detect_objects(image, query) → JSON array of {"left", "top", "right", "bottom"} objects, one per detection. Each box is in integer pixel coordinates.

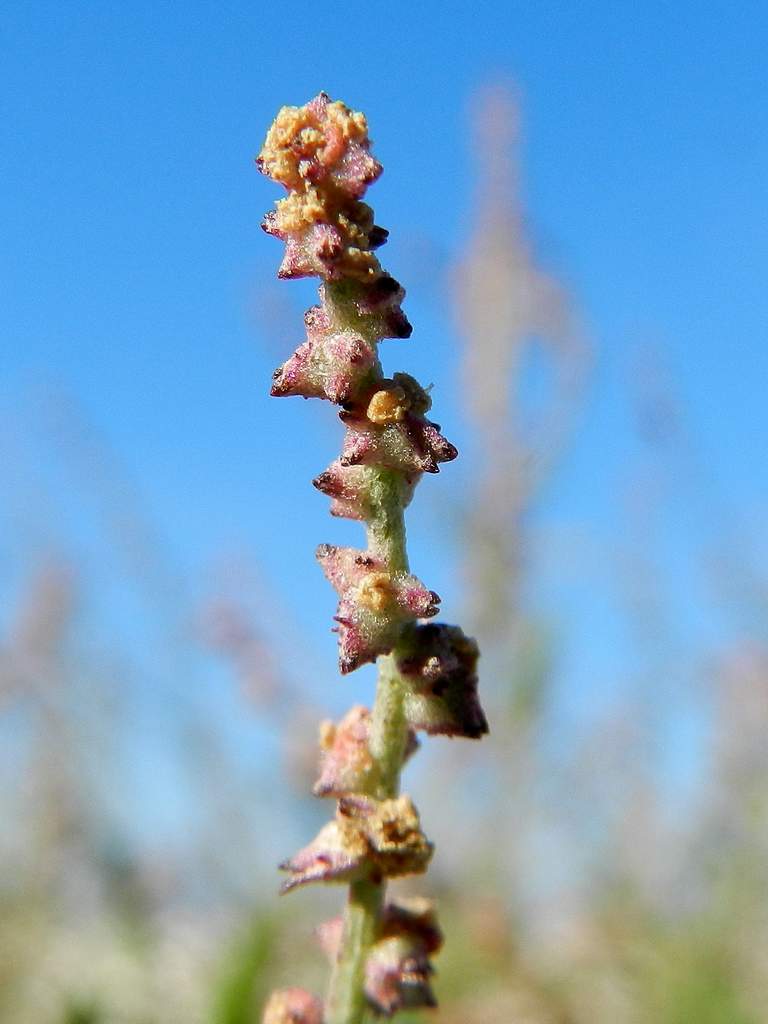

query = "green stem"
[
  {"left": 365, "top": 468, "right": 409, "bottom": 571},
  {"left": 325, "top": 479, "right": 410, "bottom": 1024},
  {"left": 368, "top": 651, "right": 408, "bottom": 800},
  {"left": 324, "top": 879, "right": 384, "bottom": 1024}
]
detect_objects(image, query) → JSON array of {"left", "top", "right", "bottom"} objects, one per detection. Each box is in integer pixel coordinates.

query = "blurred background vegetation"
[{"left": 2, "top": 84, "right": 767, "bottom": 1024}]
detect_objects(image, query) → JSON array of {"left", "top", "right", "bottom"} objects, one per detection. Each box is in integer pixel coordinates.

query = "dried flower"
[
  {"left": 397, "top": 624, "right": 488, "bottom": 738},
  {"left": 317, "top": 899, "right": 442, "bottom": 1016},
  {"left": 280, "top": 794, "right": 433, "bottom": 892}
]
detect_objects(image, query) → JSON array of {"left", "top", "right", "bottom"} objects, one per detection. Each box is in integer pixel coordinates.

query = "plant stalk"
[{"left": 325, "top": 486, "right": 410, "bottom": 1024}]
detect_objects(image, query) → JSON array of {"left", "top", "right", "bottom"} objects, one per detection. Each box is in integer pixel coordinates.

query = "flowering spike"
[
  {"left": 258, "top": 94, "right": 390, "bottom": 284},
  {"left": 258, "top": 95, "right": 485, "bottom": 1020}
]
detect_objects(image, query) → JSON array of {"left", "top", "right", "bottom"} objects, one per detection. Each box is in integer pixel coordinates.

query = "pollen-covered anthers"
[
  {"left": 279, "top": 795, "right": 433, "bottom": 892},
  {"left": 316, "top": 544, "right": 440, "bottom": 673},
  {"left": 257, "top": 93, "right": 381, "bottom": 200},
  {"left": 262, "top": 988, "right": 324, "bottom": 1024},
  {"left": 366, "top": 372, "right": 432, "bottom": 423},
  {"left": 317, "top": 899, "right": 443, "bottom": 1017},
  {"left": 270, "top": 304, "right": 377, "bottom": 403},
  {"left": 396, "top": 624, "right": 488, "bottom": 739},
  {"left": 339, "top": 373, "right": 458, "bottom": 475},
  {"left": 262, "top": 200, "right": 385, "bottom": 282},
  {"left": 314, "top": 705, "right": 418, "bottom": 798},
  {"left": 257, "top": 94, "right": 388, "bottom": 282},
  {"left": 313, "top": 461, "right": 418, "bottom": 522}
]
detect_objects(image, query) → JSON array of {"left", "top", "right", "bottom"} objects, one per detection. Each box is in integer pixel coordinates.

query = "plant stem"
[
  {"left": 365, "top": 468, "right": 409, "bottom": 572},
  {"left": 324, "top": 879, "right": 384, "bottom": 1024},
  {"left": 325, "top": 484, "right": 411, "bottom": 1024}
]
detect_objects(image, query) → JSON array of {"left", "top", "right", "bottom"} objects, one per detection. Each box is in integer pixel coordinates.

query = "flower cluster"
[
  {"left": 317, "top": 899, "right": 443, "bottom": 1016},
  {"left": 280, "top": 794, "right": 433, "bottom": 893},
  {"left": 258, "top": 93, "right": 487, "bottom": 1023}
]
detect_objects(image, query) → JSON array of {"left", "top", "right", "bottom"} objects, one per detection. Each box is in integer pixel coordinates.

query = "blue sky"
[{"left": 2, "top": 2, "right": 768, "bottom": 843}]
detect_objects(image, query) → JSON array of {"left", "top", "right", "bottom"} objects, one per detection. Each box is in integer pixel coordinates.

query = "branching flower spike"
[{"left": 257, "top": 93, "right": 487, "bottom": 1024}]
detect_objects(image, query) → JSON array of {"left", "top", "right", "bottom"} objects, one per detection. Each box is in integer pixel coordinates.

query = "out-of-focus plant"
[
  {"left": 454, "top": 85, "right": 587, "bottom": 716},
  {"left": 256, "top": 93, "right": 487, "bottom": 1024}
]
